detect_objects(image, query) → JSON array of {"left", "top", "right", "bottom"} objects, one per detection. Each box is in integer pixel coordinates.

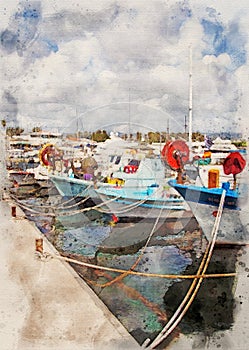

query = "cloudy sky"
[{"left": 1, "top": 0, "right": 249, "bottom": 136}]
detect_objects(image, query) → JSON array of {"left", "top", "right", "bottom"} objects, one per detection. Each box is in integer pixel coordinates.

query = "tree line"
[
  {"left": 0, "top": 119, "right": 211, "bottom": 143},
  {"left": 71, "top": 130, "right": 205, "bottom": 143}
]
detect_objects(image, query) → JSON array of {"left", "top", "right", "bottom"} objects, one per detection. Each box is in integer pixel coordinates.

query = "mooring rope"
[
  {"left": 147, "top": 189, "right": 226, "bottom": 349},
  {"left": 11, "top": 183, "right": 93, "bottom": 211},
  {"left": 93, "top": 184, "right": 182, "bottom": 215},
  {"left": 52, "top": 183, "right": 93, "bottom": 209},
  {"left": 12, "top": 193, "right": 92, "bottom": 213},
  {"left": 36, "top": 252, "right": 236, "bottom": 280},
  {"left": 94, "top": 197, "right": 148, "bottom": 214},
  {"left": 11, "top": 177, "right": 182, "bottom": 219},
  {"left": 10, "top": 192, "right": 123, "bottom": 218},
  {"left": 9, "top": 197, "right": 56, "bottom": 217},
  {"left": 54, "top": 196, "right": 91, "bottom": 211},
  {"left": 54, "top": 194, "right": 123, "bottom": 217}
]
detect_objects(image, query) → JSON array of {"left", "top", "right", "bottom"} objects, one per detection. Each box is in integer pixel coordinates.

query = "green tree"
[
  {"left": 32, "top": 126, "right": 42, "bottom": 132},
  {"left": 192, "top": 132, "right": 204, "bottom": 142},
  {"left": 1, "top": 119, "right": 6, "bottom": 128},
  {"left": 6, "top": 127, "right": 24, "bottom": 137},
  {"left": 147, "top": 132, "right": 161, "bottom": 143},
  {"left": 92, "top": 129, "right": 109, "bottom": 142},
  {"left": 232, "top": 140, "right": 247, "bottom": 148}
]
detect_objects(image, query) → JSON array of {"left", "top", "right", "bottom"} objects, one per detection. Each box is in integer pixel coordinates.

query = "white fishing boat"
[
  {"left": 93, "top": 156, "right": 187, "bottom": 219},
  {"left": 50, "top": 153, "right": 188, "bottom": 220}
]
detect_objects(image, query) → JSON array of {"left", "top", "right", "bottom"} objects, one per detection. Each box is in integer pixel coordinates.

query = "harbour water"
[{"left": 19, "top": 191, "right": 243, "bottom": 348}]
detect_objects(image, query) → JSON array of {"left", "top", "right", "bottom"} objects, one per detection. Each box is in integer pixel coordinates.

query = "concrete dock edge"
[{"left": 0, "top": 197, "right": 140, "bottom": 350}]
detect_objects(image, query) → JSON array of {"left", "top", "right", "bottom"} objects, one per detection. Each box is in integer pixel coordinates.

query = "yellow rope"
[{"left": 39, "top": 252, "right": 236, "bottom": 280}]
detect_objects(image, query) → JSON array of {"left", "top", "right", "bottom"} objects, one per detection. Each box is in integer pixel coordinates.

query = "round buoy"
[
  {"left": 223, "top": 152, "right": 246, "bottom": 190},
  {"left": 39, "top": 143, "right": 60, "bottom": 167},
  {"left": 223, "top": 152, "right": 246, "bottom": 175}
]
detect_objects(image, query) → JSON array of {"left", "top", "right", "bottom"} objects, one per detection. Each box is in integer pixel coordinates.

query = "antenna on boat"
[
  {"left": 128, "top": 88, "right": 131, "bottom": 139},
  {"left": 188, "top": 45, "right": 193, "bottom": 150},
  {"left": 0, "top": 122, "right": 9, "bottom": 197},
  {"left": 167, "top": 118, "right": 170, "bottom": 136},
  {"left": 184, "top": 115, "right": 187, "bottom": 136},
  {"left": 76, "top": 106, "right": 79, "bottom": 140}
]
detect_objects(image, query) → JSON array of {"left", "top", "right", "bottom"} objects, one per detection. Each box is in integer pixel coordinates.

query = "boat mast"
[
  {"left": 0, "top": 122, "right": 9, "bottom": 198},
  {"left": 167, "top": 118, "right": 170, "bottom": 137},
  {"left": 188, "top": 45, "right": 193, "bottom": 148},
  {"left": 128, "top": 88, "right": 131, "bottom": 139},
  {"left": 76, "top": 106, "right": 80, "bottom": 141},
  {"left": 184, "top": 115, "right": 187, "bottom": 136}
]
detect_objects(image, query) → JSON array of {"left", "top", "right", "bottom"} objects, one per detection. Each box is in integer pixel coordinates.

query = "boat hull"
[
  {"left": 50, "top": 175, "right": 190, "bottom": 223},
  {"left": 95, "top": 185, "right": 188, "bottom": 220},
  {"left": 50, "top": 175, "right": 100, "bottom": 198},
  {"left": 169, "top": 179, "right": 249, "bottom": 244},
  {"left": 186, "top": 201, "right": 249, "bottom": 244}
]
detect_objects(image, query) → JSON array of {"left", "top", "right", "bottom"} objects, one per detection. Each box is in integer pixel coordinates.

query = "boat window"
[
  {"left": 128, "top": 159, "right": 140, "bottom": 166},
  {"left": 110, "top": 155, "right": 115, "bottom": 163},
  {"left": 115, "top": 156, "right": 121, "bottom": 164}
]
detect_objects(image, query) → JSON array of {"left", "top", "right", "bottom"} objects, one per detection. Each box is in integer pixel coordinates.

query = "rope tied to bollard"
[{"left": 34, "top": 238, "right": 236, "bottom": 280}]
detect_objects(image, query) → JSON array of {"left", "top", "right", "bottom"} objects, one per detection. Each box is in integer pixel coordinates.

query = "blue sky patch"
[{"left": 201, "top": 18, "right": 246, "bottom": 69}]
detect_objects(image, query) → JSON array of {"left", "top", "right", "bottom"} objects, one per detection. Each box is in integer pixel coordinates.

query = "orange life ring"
[{"left": 39, "top": 143, "right": 60, "bottom": 167}]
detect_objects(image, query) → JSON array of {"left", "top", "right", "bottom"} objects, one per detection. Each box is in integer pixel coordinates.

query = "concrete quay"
[{"left": 0, "top": 197, "right": 140, "bottom": 350}]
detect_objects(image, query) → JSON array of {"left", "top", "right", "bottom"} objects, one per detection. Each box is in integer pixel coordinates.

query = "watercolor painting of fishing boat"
[
  {"left": 1, "top": 1, "right": 249, "bottom": 350},
  {"left": 167, "top": 143, "right": 249, "bottom": 245}
]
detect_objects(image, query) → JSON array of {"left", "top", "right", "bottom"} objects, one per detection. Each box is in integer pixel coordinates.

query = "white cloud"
[
  {"left": 1, "top": 0, "right": 248, "bottom": 135},
  {"left": 203, "top": 53, "right": 232, "bottom": 67}
]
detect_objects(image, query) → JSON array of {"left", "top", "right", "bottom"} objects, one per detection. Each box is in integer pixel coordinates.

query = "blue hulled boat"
[{"left": 166, "top": 145, "right": 249, "bottom": 245}]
